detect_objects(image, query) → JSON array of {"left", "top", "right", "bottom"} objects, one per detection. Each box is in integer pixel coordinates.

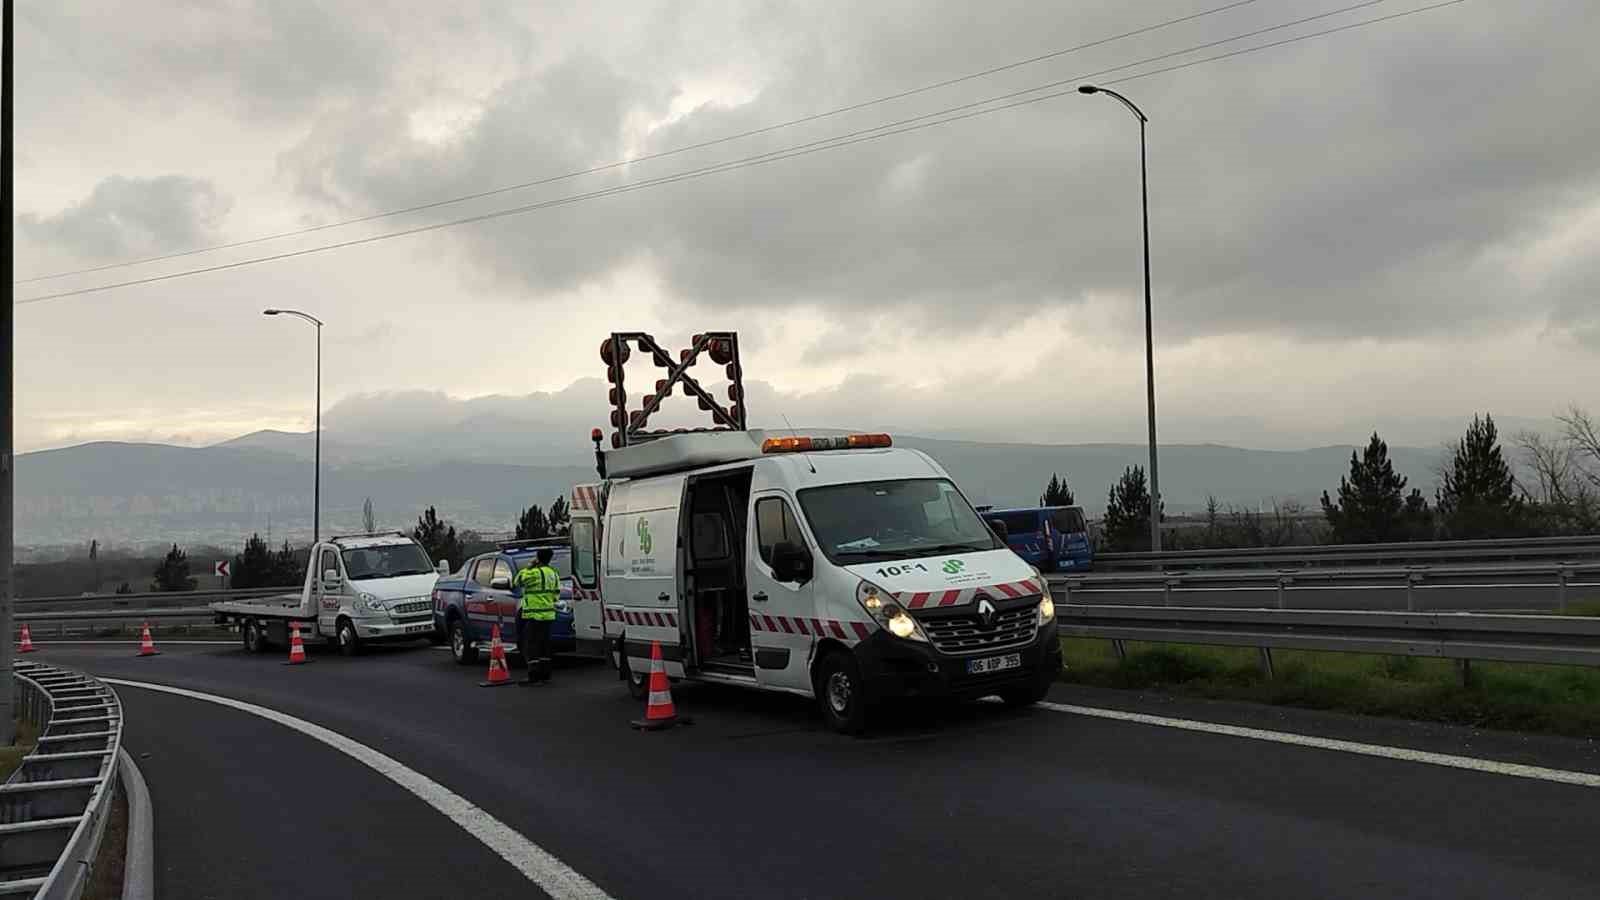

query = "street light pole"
[
  {"left": 264, "top": 309, "right": 323, "bottom": 543},
  {"left": 1079, "top": 85, "right": 1161, "bottom": 553}
]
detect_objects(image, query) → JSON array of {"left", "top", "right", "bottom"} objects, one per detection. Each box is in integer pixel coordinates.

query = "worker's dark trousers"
[{"left": 518, "top": 617, "right": 552, "bottom": 683}]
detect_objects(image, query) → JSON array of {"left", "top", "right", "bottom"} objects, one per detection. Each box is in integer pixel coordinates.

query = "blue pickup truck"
[
  {"left": 431, "top": 539, "right": 575, "bottom": 665},
  {"left": 980, "top": 505, "right": 1094, "bottom": 572}
]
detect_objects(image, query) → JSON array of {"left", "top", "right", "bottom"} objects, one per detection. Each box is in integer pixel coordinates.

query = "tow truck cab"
[{"left": 570, "top": 431, "right": 1061, "bottom": 733}]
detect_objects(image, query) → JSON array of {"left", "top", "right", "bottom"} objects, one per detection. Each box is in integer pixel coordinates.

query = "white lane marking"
[
  {"left": 103, "top": 678, "right": 614, "bottom": 900},
  {"left": 1040, "top": 702, "right": 1600, "bottom": 789}
]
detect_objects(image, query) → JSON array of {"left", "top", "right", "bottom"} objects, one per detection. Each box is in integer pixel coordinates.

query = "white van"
[{"left": 568, "top": 431, "right": 1060, "bottom": 732}]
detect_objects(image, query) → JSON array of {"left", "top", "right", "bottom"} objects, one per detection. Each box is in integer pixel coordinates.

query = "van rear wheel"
[
  {"left": 816, "top": 649, "right": 868, "bottom": 735},
  {"left": 621, "top": 648, "right": 649, "bottom": 701},
  {"left": 242, "top": 618, "right": 267, "bottom": 653}
]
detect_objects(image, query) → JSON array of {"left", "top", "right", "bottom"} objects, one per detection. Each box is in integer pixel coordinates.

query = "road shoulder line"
[
  {"left": 1041, "top": 701, "right": 1600, "bottom": 788},
  {"left": 102, "top": 677, "right": 614, "bottom": 900}
]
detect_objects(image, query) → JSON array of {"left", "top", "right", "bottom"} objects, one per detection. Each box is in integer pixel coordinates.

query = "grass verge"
[
  {"left": 1, "top": 718, "right": 41, "bottom": 781},
  {"left": 1059, "top": 638, "right": 1600, "bottom": 739}
]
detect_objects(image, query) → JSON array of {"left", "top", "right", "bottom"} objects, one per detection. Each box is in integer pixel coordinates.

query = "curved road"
[{"left": 28, "top": 640, "right": 1600, "bottom": 899}]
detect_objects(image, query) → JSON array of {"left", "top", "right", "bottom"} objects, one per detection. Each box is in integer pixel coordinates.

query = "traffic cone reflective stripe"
[
  {"left": 284, "top": 622, "right": 310, "bottom": 665},
  {"left": 137, "top": 623, "right": 161, "bottom": 657},
  {"left": 18, "top": 624, "right": 36, "bottom": 653},
  {"left": 480, "top": 623, "right": 512, "bottom": 687},
  {"left": 631, "top": 640, "right": 690, "bottom": 730}
]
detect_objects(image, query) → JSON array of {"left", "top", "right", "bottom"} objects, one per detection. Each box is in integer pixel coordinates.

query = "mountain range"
[{"left": 15, "top": 421, "right": 1444, "bottom": 550}]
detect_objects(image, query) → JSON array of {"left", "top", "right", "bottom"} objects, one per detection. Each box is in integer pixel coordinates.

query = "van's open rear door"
[{"left": 570, "top": 483, "right": 607, "bottom": 655}]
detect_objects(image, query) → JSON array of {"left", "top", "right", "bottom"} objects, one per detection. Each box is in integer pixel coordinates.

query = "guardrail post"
[
  {"left": 1404, "top": 566, "right": 1427, "bottom": 612},
  {"left": 1558, "top": 564, "right": 1573, "bottom": 614},
  {"left": 1111, "top": 640, "right": 1127, "bottom": 662},
  {"left": 1258, "top": 647, "right": 1275, "bottom": 679},
  {"left": 1275, "top": 571, "right": 1295, "bottom": 610},
  {"left": 1457, "top": 658, "right": 1473, "bottom": 688},
  {"left": 1162, "top": 573, "right": 1178, "bottom": 607}
]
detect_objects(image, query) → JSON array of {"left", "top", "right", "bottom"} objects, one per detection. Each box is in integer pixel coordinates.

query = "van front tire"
[
  {"left": 816, "top": 649, "right": 868, "bottom": 735},
  {"left": 337, "top": 618, "right": 361, "bottom": 657}
]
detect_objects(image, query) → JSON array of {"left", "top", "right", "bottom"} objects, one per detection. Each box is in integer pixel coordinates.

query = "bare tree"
[
  {"left": 1515, "top": 430, "right": 1578, "bottom": 506},
  {"left": 1558, "top": 406, "right": 1600, "bottom": 492}
]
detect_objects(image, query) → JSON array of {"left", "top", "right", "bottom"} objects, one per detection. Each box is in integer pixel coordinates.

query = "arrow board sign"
[{"left": 214, "top": 560, "right": 231, "bottom": 578}]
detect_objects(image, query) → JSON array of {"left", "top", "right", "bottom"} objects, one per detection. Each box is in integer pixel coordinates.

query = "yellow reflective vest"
[{"left": 514, "top": 564, "right": 560, "bottom": 621}]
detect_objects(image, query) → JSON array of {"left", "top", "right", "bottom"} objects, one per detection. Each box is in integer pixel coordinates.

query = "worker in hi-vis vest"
[{"left": 513, "top": 547, "right": 561, "bottom": 685}]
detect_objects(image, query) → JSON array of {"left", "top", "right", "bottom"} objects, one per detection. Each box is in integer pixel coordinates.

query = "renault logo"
[{"left": 976, "top": 596, "right": 997, "bottom": 628}]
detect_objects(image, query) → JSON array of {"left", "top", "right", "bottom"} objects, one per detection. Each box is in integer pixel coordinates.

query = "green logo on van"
[
  {"left": 942, "top": 559, "right": 966, "bottom": 575},
  {"left": 637, "top": 518, "right": 653, "bottom": 555}
]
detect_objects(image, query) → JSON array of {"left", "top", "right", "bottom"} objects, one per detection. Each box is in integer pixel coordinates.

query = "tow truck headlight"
[
  {"left": 359, "top": 592, "right": 387, "bottom": 613},
  {"left": 856, "top": 581, "right": 928, "bottom": 643}
]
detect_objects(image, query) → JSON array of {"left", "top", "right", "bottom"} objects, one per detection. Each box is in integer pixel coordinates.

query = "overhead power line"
[
  {"left": 16, "top": 0, "right": 1466, "bottom": 308},
  {"left": 15, "top": 0, "right": 1269, "bottom": 285}
]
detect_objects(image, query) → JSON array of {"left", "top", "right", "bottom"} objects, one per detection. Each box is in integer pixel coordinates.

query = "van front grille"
[{"left": 918, "top": 599, "right": 1039, "bottom": 656}]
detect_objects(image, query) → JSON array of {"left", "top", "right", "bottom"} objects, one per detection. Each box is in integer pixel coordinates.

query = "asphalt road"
[{"left": 27, "top": 639, "right": 1600, "bottom": 900}]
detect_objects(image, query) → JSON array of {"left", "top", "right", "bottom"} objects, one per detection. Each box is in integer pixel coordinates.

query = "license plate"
[
  {"left": 405, "top": 624, "right": 432, "bottom": 634},
  {"left": 967, "top": 653, "right": 1021, "bottom": 674}
]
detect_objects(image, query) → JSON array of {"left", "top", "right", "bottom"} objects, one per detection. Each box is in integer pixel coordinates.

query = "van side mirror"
[
  {"left": 989, "top": 520, "right": 1009, "bottom": 539},
  {"left": 435, "top": 560, "right": 450, "bottom": 576},
  {"left": 490, "top": 576, "right": 511, "bottom": 591},
  {"left": 322, "top": 568, "right": 340, "bottom": 587},
  {"left": 771, "top": 542, "right": 813, "bottom": 584}
]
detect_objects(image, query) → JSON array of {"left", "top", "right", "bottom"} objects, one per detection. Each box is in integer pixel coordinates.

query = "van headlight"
[
  {"left": 1038, "top": 595, "right": 1055, "bottom": 624},
  {"left": 856, "top": 581, "right": 928, "bottom": 643},
  {"left": 359, "top": 592, "right": 387, "bottom": 613}
]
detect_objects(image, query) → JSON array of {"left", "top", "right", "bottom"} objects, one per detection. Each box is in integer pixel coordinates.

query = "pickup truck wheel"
[
  {"left": 815, "top": 649, "right": 869, "bottom": 735},
  {"left": 242, "top": 618, "right": 267, "bottom": 654},
  {"left": 450, "top": 619, "right": 477, "bottom": 666},
  {"left": 336, "top": 618, "right": 362, "bottom": 657}
]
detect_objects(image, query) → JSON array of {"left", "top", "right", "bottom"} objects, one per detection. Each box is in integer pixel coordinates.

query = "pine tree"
[
  {"left": 548, "top": 495, "right": 571, "bottom": 535},
  {"left": 232, "top": 533, "right": 300, "bottom": 588},
  {"left": 1039, "top": 474, "right": 1075, "bottom": 507},
  {"left": 1437, "top": 414, "right": 1522, "bottom": 539},
  {"left": 150, "top": 544, "right": 196, "bottom": 592},
  {"left": 1103, "top": 465, "right": 1152, "bottom": 552},
  {"left": 1320, "top": 433, "right": 1409, "bottom": 543},
  {"left": 271, "top": 540, "right": 302, "bottom": 586},
  {"left": 414, "top": 506, "right": 464, "bottom": 570},
  {"left": 363, "top": 497, "right": 377, "bottom": 533},
  {"left": 516, "top": 504, "right": 550, "bottom": 540}
]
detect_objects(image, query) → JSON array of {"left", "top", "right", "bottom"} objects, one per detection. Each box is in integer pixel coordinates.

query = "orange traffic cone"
[
  {"left": 479, "top": 624, "right": 512, "bottom": 687},
  {"left": 18, "top": 624, "right": 37, "bottom": 653},
  {"left": 631, "top": 640, "right": 690, "bottom": 730},
  {"left": 284, "top": 622, "right": 311, "bottom": 665},
  {"left": 137, "top": 622, "right": 161, "bottom": 657}
]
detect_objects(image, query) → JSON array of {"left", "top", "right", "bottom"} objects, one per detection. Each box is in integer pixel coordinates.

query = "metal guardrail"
[
  {"left": 1054, "top": 561, "right": 1600, "bottom": 613},
  {"left": 16, "top": 587, "right": 288, "bottom": 609},
  {"left": 1057, "top": 603, "right": 1600, "bottom": 680},
  {"left": 1, "top": 662, "right": 125, "bottom": 898},
  {"left": 1095, "top": 534, "right": 1600, "bottom": 572}
]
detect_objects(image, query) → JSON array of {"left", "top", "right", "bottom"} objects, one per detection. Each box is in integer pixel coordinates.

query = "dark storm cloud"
[
  {"left": 265, "top": 0, "right": 1599, "bottom": 346},
  {"left": 18, "top": 175, "right": 231, "bottom": 260}
]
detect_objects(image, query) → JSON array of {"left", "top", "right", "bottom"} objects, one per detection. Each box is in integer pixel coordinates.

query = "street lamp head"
[
  {"left": 262, "top": 309, "right": 281, "bottom": 316},
  {"left": 1077, "top": 85, "right": 1100, "bottom": 94}
]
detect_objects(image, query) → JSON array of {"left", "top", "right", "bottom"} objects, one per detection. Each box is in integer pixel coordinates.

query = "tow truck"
[{"left": 212, "top": 531, "right": 447, "bottom": 655}]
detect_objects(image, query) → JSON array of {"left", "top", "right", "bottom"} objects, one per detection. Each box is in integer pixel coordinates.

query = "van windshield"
[
  {"left": 341, "top": 543, "right": 436, "bottom": 580},
  {"left": 798, "top": 478, "right": 1000, "bottom": 564}
]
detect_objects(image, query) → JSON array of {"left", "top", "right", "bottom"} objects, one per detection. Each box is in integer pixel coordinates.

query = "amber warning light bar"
[{"left": 761, "top": 434, "right": 892, "bottom": 454}]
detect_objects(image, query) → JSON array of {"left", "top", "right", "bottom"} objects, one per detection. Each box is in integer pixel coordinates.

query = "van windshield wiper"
[{"left": 910, "top": 543, "right": 993, "bottom": 556}]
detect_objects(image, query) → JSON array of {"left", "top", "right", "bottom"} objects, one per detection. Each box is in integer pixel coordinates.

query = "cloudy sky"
[{"left": 12, "top": 0, "right": 1598, "bottom": 455}]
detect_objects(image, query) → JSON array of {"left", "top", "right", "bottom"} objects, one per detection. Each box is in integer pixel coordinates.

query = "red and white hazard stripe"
[
  {"left": 571, "top": 483, "right": 603, "bottom": 511},
  {"left": 896, "top": 577, "right": 1042, "bottom": 610},
  {"left": 606, "top": 607, "right": 679, "bottom": 629},
  {"left": 748, "top": 612, "right": 873, "bottom": 643}
]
